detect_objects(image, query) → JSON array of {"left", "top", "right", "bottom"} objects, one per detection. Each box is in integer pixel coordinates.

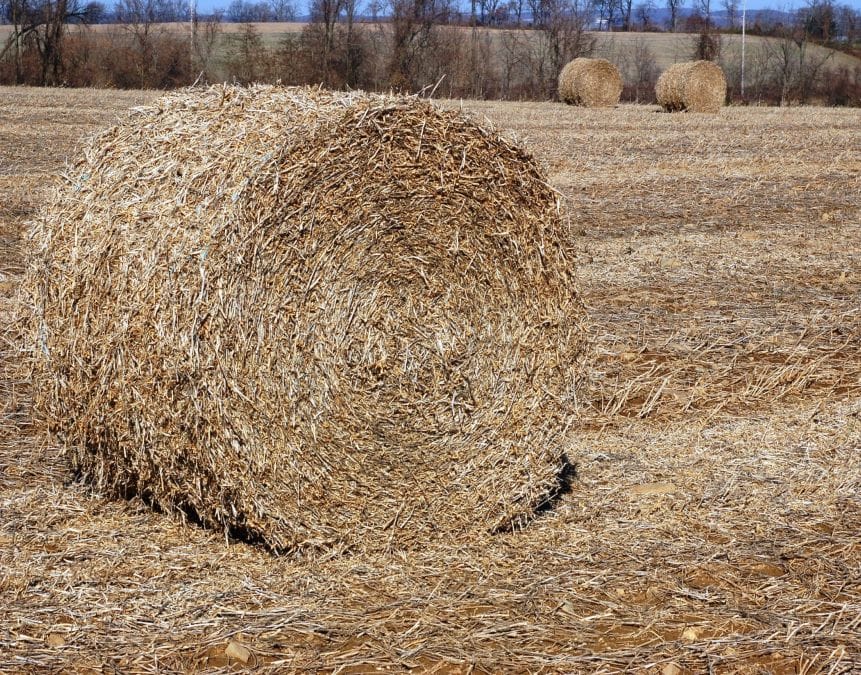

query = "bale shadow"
[{"left": 492, "top": 452, "right": 578, "bottom": 534}]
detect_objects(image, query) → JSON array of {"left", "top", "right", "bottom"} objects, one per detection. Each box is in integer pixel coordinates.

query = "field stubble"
[{"left": 1, "top": 88, "right": 859, "bottom": 672}]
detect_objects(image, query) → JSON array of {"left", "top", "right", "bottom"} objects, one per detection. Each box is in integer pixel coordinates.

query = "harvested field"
[{"left": 1, "top": 88, "right": 860, "bottom": 672}]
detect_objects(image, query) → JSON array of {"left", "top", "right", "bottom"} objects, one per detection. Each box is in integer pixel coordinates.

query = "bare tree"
[
  {"left": 530, "top": 0, "right": 594, "bottom": 97},
  {"left": 114, "top": 0, "right": 171, "bottom": 86},
  {"left": 0, "top": 0, "right": 102, "bottom": 84},
  {"left": 696, "top": 0, "right": 711, "bottom": 29},
  {"left": 227, "top": 0, "right": 273, "bottom": 22},
  {"left": 499, "top": 29, "right": 528, "bottom": 96},
  {"left": 620, "top": 35, "right": 658, "bottom": 100},
  {"left": 386, "top": 0, "right": 451, "bottom": 90},
  {"left": 693, "top": 29, "right": 720, "bottom": 60},
  {"left": 342, "top": 0, "right": 364, "bottom": 87},
  {"left": 268, "top": 0, "right": 295, "bottom": 20},
  {"left": 800, "top": 0, "right": 836, "bottom": 42},
  {"left": 665, "top": 0, "right": 683, "bottom": 31},
  {"left": 635, "top": 0, "right": 655, "bottom": 29},
  {"left": 479, "top": 0, "right": 503, "bottom": 23},
  {"left": 721, "top": 0, "right": 738, "bottom": 29},
  {"left": 835, "top": 3, "right": 860, "bottom": 43},
  {"left": 591, "top": 0, "right": 616, "bottom": 29},
  {"left": 226, "top": 21, "right": 271, "bottom": 82},
  {"left": 691, "top": 0, "right": 720, "bottom": 61},
  {"left": 306, "top": 0, "right": 344, "bottom": 86},
  {"left": 295, "top": 0, "right": 369, "bottom": 88},
  {"left": 192, "top": 8, "right": 223, "bottom": 80},
  {"left": 507, "top": 0, "right": 525, "bottom": 25},
  {"left": 761, "top": 9, "right": 835, "bottom": 104},
  {"left": 619, "top": 0, "right": 635, "bottom": 30},
  {"left": 92, "top": 0, "right": 193, "bottom": 87}
]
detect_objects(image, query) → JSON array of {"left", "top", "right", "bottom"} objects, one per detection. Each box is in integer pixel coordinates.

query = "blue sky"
[{"left": 195, "top": 0, "right": 861, "bottom": 16}]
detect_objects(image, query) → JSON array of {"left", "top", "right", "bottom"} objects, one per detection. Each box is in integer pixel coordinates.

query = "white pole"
[
  {"left": 190, "top": 0, "right": 196, "bottom": 78},
  {"left": 741, "top": 0, "right": 746, "bottom": 98}
]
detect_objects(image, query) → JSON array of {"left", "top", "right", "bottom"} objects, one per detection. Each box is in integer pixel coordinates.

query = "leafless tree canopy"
[
  {"left": 0, "top": 0, "right": 859, "bottom": 104},
  {"left": 0, "top": 0, "right": 102, "bottom": 83}
]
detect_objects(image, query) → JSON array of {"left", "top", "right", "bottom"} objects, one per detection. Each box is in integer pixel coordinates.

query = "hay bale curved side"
[
  {"left": 23, "top": 85, "right": 588, "bottom": 554},
  {"left": 656, "top": 60, "right": 727, "bottom": 113},
  {"left": 558, "top": 58, "right": 623, "bottom": 107}
]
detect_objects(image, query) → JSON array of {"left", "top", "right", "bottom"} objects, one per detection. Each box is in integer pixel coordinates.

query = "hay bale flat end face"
[
  {"left": 558, "top": 58, "right": 623, "bottom": 108},
  {"left": 24, "top": 85, "right": 587, "bottom": 555},
  {"left": 656, "top": 60, "right": 727, "bottom": 114}
]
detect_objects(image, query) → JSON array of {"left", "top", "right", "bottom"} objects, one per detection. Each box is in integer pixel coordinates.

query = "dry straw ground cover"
[{"left": 2, "top": 88, "right": 860, "bottom": 672}]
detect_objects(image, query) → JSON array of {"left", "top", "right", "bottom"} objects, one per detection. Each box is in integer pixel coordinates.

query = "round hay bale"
[
  {"left": 558, "top": 58, "right": 623, "bottom": 107},
  {"left": 655, "top": 60, "right": 727, "bottom": 113},
  {"left": 23, "top": 85, "right": 587, "bottom": 554}
]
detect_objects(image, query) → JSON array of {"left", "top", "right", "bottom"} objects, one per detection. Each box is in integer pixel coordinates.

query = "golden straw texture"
[
  {"left": 558, "top": 58, "right": 623, "bottom": 107},
  {"left": 21, "top": 85, "right": 587, "bottom": 555},
  {"left": 656, "top": 60, "right": 727, "bottom": 113}
]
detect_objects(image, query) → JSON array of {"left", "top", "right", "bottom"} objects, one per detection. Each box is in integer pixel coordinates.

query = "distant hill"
[
  {"left": 589, "top": 30, "right": 859, "bottom": 68},
  {"left": 2, "top": 21, "right": 858, "bottom": 99},
  {"left": 196, "top": 22, "right": 861, "bottom": 67},
  {"left": 633, "top": 7, "right": 796, "bottom": 29}
]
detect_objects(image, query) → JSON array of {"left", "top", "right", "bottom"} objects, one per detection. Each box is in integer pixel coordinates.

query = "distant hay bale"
[
  {"left": 656, "top": 60, "right": 727, "bottom": 113},
  {"left": 558, "top": 58, "right": 623, "bottom": 107},
  {"left": 23, "top": 85, "right": 587, "bottom": 555}
]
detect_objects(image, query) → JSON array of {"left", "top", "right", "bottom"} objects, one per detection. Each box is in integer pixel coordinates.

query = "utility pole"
[
  {"left": 740, "top": 0, "right": 746, "bottom": 97},
  {"left": 190, "top": 0, "right": 196, "bottom": 80}
]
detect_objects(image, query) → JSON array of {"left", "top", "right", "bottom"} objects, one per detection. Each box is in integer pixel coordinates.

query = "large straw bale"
[
  {"left": 558, "top": 58, "right": 623, "bottom": 107},
  {"left": 655, "top": 60, "right": 727, "bottom": 113},
  {"left": 23, "top": 85, "right": 587, "bottom": 554}
]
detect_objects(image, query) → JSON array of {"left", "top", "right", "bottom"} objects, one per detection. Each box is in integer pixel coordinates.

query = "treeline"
[{"left": 1, "top": 0, "right": 860, "bottom": 105}]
